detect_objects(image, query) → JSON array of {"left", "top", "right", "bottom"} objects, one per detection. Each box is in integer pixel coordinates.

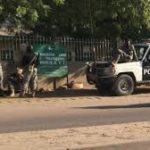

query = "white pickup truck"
[{"left": 86, "top": 43, "right": 150, "bottom": 96}]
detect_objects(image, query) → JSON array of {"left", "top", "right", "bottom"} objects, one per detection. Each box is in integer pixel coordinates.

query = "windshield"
[{"left": 134, "top": 45, "right": 149, "bottom": 61}]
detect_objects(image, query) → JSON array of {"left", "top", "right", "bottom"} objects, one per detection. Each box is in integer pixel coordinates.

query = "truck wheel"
[{"left": 114, "top": 75, "right": 134, "bottom": 96}]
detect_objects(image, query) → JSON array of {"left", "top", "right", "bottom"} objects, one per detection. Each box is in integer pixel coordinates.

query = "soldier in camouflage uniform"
[
  {"left": 8, "top": 67, "right": 24, "bottom": 97},
  {"left": 0, "top": 63, "right": 4, "bottom": 91},
  {"left": 116, "top": 39, "right": 134, "bottom": 63},
  {"left": 0, "top": 63, "right": 6, "bottom": 96},
  {"left": 20, "top": 45, "right": 39, "bottom": 97}
]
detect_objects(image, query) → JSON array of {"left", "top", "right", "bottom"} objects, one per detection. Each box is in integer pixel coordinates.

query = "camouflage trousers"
[
  {"left": 8, "top": 76, "right": 23, "bottom": 96},
  {"left": 22, "top": 66, "right": 38, "bottom": 95},
  {"left": 0, "top": 64, "right": 4, "bottom": 90}
]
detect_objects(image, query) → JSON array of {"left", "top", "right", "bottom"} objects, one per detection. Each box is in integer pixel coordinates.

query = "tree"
[
  {"left": 1, "top": 0, "right": 150, "bottom": 40},
  {"left": 0, "top": 0, "right": 65, "bottom": 31},
  {"left": 59, "top": 0, "right": 150, "bottom": 39}
]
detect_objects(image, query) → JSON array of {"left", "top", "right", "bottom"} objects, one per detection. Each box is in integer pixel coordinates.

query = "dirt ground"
[{"left": 0, "top": 122, "right": 150, "bottom": 150}]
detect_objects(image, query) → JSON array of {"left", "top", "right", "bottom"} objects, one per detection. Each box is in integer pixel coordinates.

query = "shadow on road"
[
  {"left": 75, "top": 103, "right": 150, "bottom": 110},
  {"left": 36, "top": 89, "right": 99, "bottom": 98},
  {"left": 134, "top": 87, "right": 150, "bottom": 94},
  {"left": 75, "top": 140, "right": 150, "bottom": 150},
  {"left": 36, "top": 87, "right": 150, "bottom": 98},
  {"left": 0, "top": 87, "right": 150, "bottom": 98}
]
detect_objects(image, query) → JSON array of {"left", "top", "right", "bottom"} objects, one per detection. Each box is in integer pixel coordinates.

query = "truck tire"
[{"left": 113, "top": 74, "right": 134, "bottom": 96}]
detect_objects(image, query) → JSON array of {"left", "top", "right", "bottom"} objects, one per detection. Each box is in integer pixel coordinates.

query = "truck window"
[
  {"left": 144, "top": 50, "right": 150, "bottom": 65},
  {"left": 134, "top": 45, "right": 148, "bottom": 61}
]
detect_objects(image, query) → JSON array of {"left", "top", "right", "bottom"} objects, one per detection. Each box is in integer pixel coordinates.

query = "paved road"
[{"left": 0, "top": 91, "right": 150, "bottom": 133}]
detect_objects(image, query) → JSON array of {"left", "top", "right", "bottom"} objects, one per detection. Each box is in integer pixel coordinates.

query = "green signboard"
[{"left": 33, "top": 43, "right": 68, "bottom": 78}]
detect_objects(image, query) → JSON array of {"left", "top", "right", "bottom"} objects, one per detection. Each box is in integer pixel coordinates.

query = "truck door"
[{"left": 143, "top": 50, "right": 150, "bottom": 81}]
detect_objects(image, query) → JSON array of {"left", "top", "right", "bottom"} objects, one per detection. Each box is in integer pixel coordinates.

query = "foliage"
[
  {"left": 0, "top": 0, "right": 64, "bottom": 30},
  {"left": 33, "top": 0, "right": 150, "bottom": 39},
  {"left": 1, "top": 0, "right": 150, "bottom": 39}
]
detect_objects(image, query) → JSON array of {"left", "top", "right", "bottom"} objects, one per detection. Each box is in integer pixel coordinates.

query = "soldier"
[
  {"left": 116, "top": 39, "right": 134, "bottom": 63},
  {"left": 20, "top": 44, "right": 39, "bottom": 97},
  {"left": 8, "top": 67, "right": 24, "bottom": 97},
  {"left": 0, "top": 63, "right": 4, "bottom": 96}
]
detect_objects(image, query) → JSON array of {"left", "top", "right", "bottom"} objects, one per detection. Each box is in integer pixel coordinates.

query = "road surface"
[{"left": 0, "top": 88, "right": 150, "bottom": 133}]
